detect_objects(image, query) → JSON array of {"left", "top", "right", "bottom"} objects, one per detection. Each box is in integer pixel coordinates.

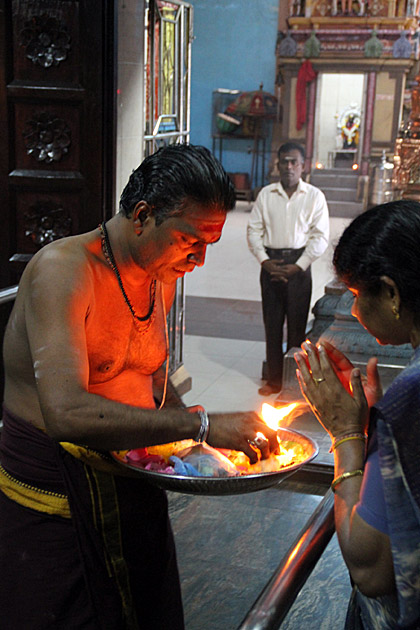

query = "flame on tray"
[
  {"left": 121, "top": 402, "right": 310, "bottom": 476},
  {"left": 260, "top": 402, "right": 299, "bottom": 430},
  {"left": 238, "top": 402, "right": 307, "bottom": 473}
]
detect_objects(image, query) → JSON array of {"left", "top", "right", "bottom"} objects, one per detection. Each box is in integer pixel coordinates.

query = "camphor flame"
[
  {"left": 137, "top": 402, "right": 309, "bottom": 476},
  {"left": 248, "top": 402, "right": 305, "bottom": 470},
  {"left": 260, "top": 402, "right": 299, "bottom": 430}
]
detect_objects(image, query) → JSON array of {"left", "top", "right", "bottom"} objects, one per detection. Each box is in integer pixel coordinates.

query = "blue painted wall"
[{"left": 189, "top": 0, "right": 279, "bottom": 185}]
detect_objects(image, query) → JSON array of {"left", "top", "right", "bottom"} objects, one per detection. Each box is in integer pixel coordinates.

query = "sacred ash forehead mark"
[
  {"left": 196, "top": 220, "right": 225, "bottom": 233},
  {"left": 175, "top": 214, "right": 225, "bottom": 243}
]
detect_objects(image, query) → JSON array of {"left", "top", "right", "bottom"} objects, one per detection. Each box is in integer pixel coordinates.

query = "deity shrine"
[{"left": 274, "top": 0, "right": 420, "bottom": 203}]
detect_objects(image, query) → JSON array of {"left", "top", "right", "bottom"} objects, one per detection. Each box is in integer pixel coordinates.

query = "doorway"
[{"left": 314, "top": 73, "right": 366, "bottom": 169}]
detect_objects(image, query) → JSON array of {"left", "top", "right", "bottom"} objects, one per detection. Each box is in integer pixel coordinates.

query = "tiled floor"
[
  {"left": 168, "top": 482, "right": 351, "bottom": 630},
  {"left": 167, "top": 202, "right": 354, "bottom": 629}
]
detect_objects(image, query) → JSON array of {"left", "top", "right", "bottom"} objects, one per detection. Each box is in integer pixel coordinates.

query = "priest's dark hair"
[{"left": 119, "top": 144, "right": 235, "bottom": 226}]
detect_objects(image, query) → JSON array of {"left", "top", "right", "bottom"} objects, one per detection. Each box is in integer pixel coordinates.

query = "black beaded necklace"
[{"left": 99, "top": 222, "right": 157, "bottom": 330}]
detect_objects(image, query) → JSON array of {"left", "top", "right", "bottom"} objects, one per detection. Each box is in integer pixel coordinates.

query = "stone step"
[
  {"left": 311, "top": 172, "right": 359, "bottom": 189},
  {"left": 322, "top": 187, "right": 358, "bottom": 202},
  {"left": 313, "top": 168, "right": 357, "bottom": 175},
  {"left": 328, "top": 200, "right": 364, "bottom": 219}
]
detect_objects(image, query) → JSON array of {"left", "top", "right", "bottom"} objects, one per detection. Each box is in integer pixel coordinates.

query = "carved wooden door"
[{"left": 0, "top": 0, "right": 116, "bottom": 288}]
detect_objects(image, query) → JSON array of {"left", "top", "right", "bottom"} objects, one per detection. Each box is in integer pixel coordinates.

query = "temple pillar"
[
  {"left": 361, "top": 71, "right": 377, "bottom": 176},
  {"left": 304, "top": 77, "right": 317, "bottom": 173}
]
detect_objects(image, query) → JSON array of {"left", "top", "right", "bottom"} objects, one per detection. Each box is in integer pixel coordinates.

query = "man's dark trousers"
[{"left": 260, "top": 247, "right": 312, "bottom": 390}]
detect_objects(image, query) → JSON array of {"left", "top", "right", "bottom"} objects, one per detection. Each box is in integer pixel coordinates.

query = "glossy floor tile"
[{"left": 168, "top": 480, "right": 351, "bottom": 630}]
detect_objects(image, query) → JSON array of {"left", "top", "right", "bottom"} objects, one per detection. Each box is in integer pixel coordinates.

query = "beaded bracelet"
[
  {"left": 331, "top": 469, "right": 364, "bottom": 492},
  {"left": 195, "top": 409, "right": 210, "bottom": 443},
  {"left": 330, "top": 433, "right": 366, "bottom": 453}
]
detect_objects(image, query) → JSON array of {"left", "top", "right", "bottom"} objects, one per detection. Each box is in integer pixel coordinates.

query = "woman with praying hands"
[{"left": 295, "top": 200, "right": 420, "bottom": 630}]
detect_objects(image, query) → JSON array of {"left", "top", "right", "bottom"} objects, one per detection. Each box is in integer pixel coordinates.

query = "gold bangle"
[
  {"left": 331, "top": 469, "right": 364, "bottom": 492},
  {"left": 332, "top": 435, "right": 366, "bottom": 451}
]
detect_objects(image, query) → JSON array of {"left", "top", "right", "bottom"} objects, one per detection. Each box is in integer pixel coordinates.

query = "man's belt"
[{"left": 265, "top": 247, "right": 305, "bottom": 264}]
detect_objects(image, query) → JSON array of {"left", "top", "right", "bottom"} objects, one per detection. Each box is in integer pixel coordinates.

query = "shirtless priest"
[{"left": 0, "top": 144, "right": 278, "bottom": 630}]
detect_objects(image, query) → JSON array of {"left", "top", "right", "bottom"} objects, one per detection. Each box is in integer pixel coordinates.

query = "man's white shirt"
[{"left": 246, "top": 179, "right": 329, "bottom": 271}]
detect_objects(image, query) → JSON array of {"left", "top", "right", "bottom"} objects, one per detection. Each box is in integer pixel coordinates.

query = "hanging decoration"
[{"left": 296, "top": 60, "right": 317, "bottom": 131}]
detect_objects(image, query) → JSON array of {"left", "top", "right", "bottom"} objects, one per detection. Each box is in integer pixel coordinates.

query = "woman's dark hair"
[
  {"left": 119, "top": 144, "right": 235, "bottom": 225},
  {"left": 333, "top": 199, "right": 420, "bottom": 314}
]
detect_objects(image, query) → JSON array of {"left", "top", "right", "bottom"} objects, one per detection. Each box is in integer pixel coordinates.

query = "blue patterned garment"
[{"left": 354, "top": 346, "right": 420, "bottom": 629}]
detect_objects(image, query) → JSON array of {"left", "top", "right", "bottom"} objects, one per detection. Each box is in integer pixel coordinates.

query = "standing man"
[
  {"left": 0, "top": 144, "right": 278, "bottom": 629},
  {"left": 247, "top": 142, "right": 329, "bottom": 396}
]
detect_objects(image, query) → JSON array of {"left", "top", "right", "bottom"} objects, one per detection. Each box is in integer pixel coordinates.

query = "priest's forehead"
[{"left": 170, "top": 203, "right": 226, "bottom": 240}]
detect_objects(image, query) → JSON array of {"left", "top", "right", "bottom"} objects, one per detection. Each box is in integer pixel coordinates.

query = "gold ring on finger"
[{"left": 313, "top": 377, "right": 325, "bottom": 385}]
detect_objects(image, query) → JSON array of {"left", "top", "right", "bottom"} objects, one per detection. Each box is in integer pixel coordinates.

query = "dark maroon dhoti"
[{"left": 0, "top": 406, "right": 184, "bottom": 630}]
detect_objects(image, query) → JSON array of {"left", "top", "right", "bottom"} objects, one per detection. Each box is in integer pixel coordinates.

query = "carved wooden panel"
[
  {"left": 15, "top": 103, "right": 80, "bottom": 170},
  {"left": 0, "top": 0, "right": 116, "bottom": 287},
  {"left": 15, "top": 191, "right": 81, "bottom": 255},
  {"left": 12, "top": 3, "right": 80, "bottom": 83}
]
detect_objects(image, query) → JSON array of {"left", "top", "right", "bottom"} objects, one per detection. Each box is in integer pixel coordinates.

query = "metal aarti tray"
[{"left": 111, "top": 428, "right": 318, "bottom": 496}]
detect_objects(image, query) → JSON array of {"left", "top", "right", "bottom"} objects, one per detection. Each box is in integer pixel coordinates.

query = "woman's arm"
[
  {"left": 332, "top": 439, "right": 395, "bottom": 596},
  {"left": 295, "top": 341, "right": 395, "bottom": 597}
]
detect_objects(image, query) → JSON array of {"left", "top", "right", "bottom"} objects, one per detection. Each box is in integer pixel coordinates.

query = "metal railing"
[
  {"left": 0, "top": 285, "right": 18, "bottom": 305},
  {"left": 237, "top": 489, "right": 335, "bottom": 630}
]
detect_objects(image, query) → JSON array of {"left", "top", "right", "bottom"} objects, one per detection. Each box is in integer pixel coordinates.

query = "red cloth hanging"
[{"left": 295, "top": 60, "right": 317, "bottom": 131}]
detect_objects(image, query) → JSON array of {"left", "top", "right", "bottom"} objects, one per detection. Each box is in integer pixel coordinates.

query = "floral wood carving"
[
  {"left": 19, "top": 14, "right": 71, "bottom": 68},
  {"left": 24, "top": 201, "right": 72, "bottom": 246},
  {"left": 23, "top": 111, "right": 71, "bottom": 163}
]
